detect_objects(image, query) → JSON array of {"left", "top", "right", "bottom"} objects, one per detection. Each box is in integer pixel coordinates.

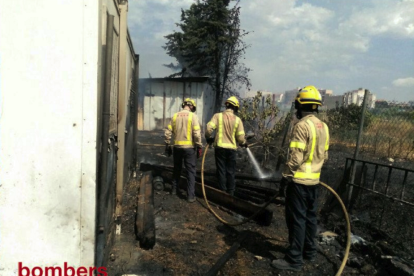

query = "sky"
[{"left": 127, "top": 0, "right": 414, "bottom": 102}]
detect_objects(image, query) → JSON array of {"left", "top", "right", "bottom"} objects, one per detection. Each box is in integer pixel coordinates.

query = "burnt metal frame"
[{"left": 344, "top": 158, "right": 414, "bottom": 207}]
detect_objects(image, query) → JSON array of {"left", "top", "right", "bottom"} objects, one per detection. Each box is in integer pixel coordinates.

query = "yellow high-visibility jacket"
[
  {"left": 165, "top": 109, "right": 202, "bottom": 148},
  {"left": 283, "top": 114, "right": 329, "bottom": 185},
  {"left": 205, "top": 109, "right": 246, "bottom": 150}
]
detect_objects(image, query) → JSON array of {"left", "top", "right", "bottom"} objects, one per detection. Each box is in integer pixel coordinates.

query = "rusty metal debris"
[
  {"left": 139, "top": 162, "right": 281, "bottom": 183},
  {"left": 179, "top": 175, "right": 273, "bottom": 226},
  {"left": 139, "top": 163, "right": 276, "bottom": 226},
  {"left": 140, "top": 162, "right": 282, "bottom": 206}
]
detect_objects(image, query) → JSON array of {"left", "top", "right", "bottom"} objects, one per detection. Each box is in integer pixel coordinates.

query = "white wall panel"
[
  {"left": 141, "top": 79, "right": 214, "bottom": 132},
  {"left": 0, "top": 0, "right": 99, "bottom": 273}
]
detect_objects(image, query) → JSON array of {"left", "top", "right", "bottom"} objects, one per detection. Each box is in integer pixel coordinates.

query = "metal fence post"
[{"left": 347, "top": 89, "right": 369, "bottom": 209}]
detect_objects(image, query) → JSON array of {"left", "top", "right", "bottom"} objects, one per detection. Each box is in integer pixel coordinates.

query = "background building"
[
  {"left": 319, "top": 89, "right": 333, "bottom": 103},
  {"left": 244, "top": 90, "right": 284, "bottom": 107},
  {"left": 344, "top": 88, "right": 376, "bottom": 108},
  {"left": 281, "top": 88, "right": 300, "bottom": 109},
  {"left": 245, "top": 90, "right": 283, "bottom": 101},
  {"left": 324, "top": 95, "right": 345, "bottom": 109}
]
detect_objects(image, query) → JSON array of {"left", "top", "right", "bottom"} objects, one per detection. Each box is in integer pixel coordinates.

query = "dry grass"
[
  {"left": 362, "top": 118, "right": 414, "bottom": 160},
  {"left": 321, "top": 112, "right": 414, "bottom": 161}
]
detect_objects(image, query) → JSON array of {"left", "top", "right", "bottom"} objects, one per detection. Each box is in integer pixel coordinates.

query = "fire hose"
[{"left": 201, "top": 144, "right": 351, "bottom": 276}]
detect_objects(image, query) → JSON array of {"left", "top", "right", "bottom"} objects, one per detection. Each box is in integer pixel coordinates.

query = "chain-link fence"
[
  {"left": 319, "top": 104, "right": 365, "bottom": 147},
  {"left": 360, "top": 105, "right": 414, "bottom": 162},
  {"left": 318, "top": 91, "right": 414, "bottom": 256},
  {"left": 319, "top": 99, "right": 414, "bottom": 166}
]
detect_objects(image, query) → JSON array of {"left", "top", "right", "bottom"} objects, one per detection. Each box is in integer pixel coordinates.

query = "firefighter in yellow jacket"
[
  {"left": 272, "top": 86, "right": 329, "bottom": 271},
  {"left": 165, "top": 98, "right": 202, "bottom": 203},
  {"left": 205, "top": 96, "right": 247, "bottom": 196}
]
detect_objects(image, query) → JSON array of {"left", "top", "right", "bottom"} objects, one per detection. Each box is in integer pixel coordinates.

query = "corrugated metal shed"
[{"left": 138, "top": 77, "right": 214, "bottom": 132}]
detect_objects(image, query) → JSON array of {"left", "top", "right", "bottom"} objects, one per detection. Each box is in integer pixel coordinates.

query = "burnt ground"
[{"left": 106, "top": 131, "right": 414, "bottom": 276}]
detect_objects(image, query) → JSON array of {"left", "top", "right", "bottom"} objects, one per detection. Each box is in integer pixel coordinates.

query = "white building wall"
[
  {"left": 344, "top": 89, "right": 376, "bottom": 108},
  {"left": 370, "top": 94, "right": 376, "bottom": 108},
  {"left": 140, "top": 79, "right": 214, "bottom": 131},
  {"left": 244, "top": 90, "right": 284, "bottom": 103},
  {"left": 324, "top": 95, "right": 344, "bottom": 109},
  {"left": 0, "top": 0, "right": 99, "bottom": 274}
]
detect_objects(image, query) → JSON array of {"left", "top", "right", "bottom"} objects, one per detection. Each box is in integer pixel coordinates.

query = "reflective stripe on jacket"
[
  {"left": 205, "top": 109, "right": 246, "bottom": 150},
  {"left": 283, "top": 114, "right": 329, "bottom": 185},
  {"left": 164, "top": 109, "right": 202, "bottom": 148}
]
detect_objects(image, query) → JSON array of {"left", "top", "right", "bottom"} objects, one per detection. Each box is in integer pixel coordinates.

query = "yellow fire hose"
[{"left": 201, "top": 144, "right": 351, "bottom": 276}]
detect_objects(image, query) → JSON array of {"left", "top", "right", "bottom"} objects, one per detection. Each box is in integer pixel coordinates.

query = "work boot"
[
  {"left": 271, "top": 259, "right": 301, "bottom": 271},
  {"left": 171, "top": 187, "right": 177, "bottom": 195},
  {"left": 187, "top": 197, "right": 196, "bottom": 203},
  {"left": 303, "top": 255, "right": 316, "bottom": 262},
  {"left": 228, "top": 190, "right": 234, "bottom": 196}
]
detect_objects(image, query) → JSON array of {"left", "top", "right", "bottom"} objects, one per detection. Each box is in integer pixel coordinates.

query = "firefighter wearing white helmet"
[
  {"left": 272, "top": 86, "right": 330, "bottom": 271},
  {"left": 165, "top": 98, "right": 202, "bottom": 203},
  {"left": 205, "top": 96, "right": 247, "bottom": 196}
]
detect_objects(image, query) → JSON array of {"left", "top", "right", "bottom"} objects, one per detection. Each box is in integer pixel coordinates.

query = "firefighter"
[
  {"left": 272, "top": 86, "right": 330, "bottom": 271},
  {"left": 205, "top": 96, "right": 247, "bottom": 196},
  {"left": 165, "top": 98, "right": 203, "bottom": 203}
]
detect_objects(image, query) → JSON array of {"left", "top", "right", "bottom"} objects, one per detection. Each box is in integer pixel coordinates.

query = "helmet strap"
[
  {"left": 296, "top": 108, "right": 302, "bottom": 119},
  {"left": 296, "top": 104, "right": 318, "bottom": 119},
  {"left": 300, "top": 104, "right": 318, "bottom": 112},
  {"left": 225, "top": 103, "right": 238, "bottom": 113}
]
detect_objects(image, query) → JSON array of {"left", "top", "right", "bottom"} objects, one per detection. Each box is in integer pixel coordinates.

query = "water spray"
[{"left": 246, "top": 148, "right": 266, "bottom": 179}]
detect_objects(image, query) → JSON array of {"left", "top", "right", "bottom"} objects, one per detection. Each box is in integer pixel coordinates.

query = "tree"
[
  {"left": 326, "top": 104, "right": 372, "bottom": 131},
  {"left": 163, "top": 0, "right": 251, "bottom": 112},
  {"left": 238, "top": 92, "right": 289, "bottom": 164}
]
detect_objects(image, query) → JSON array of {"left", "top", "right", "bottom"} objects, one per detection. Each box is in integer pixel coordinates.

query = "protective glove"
[
  {"left": 165, "top": 144, "right": 172, "bottom": 157},
  {"left": 240, "top": 142, "right": 248, "bottom": 148},
  {"left": 196, "top": 147, "right": 203, "bottom": 159},
  {"left": 206, "top": 138, "right": 215, "bottom": 145}
]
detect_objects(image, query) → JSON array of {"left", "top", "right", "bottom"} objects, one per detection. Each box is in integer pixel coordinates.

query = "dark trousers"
[
  {"left": 284, "top": 182, "right": 319, "bottom": 267},
  {"left": 214, "top": 148, "right": 236, "bottom": 194},
  {"left": 172, "top": 147, "right": 196, "bottom": 198}
]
